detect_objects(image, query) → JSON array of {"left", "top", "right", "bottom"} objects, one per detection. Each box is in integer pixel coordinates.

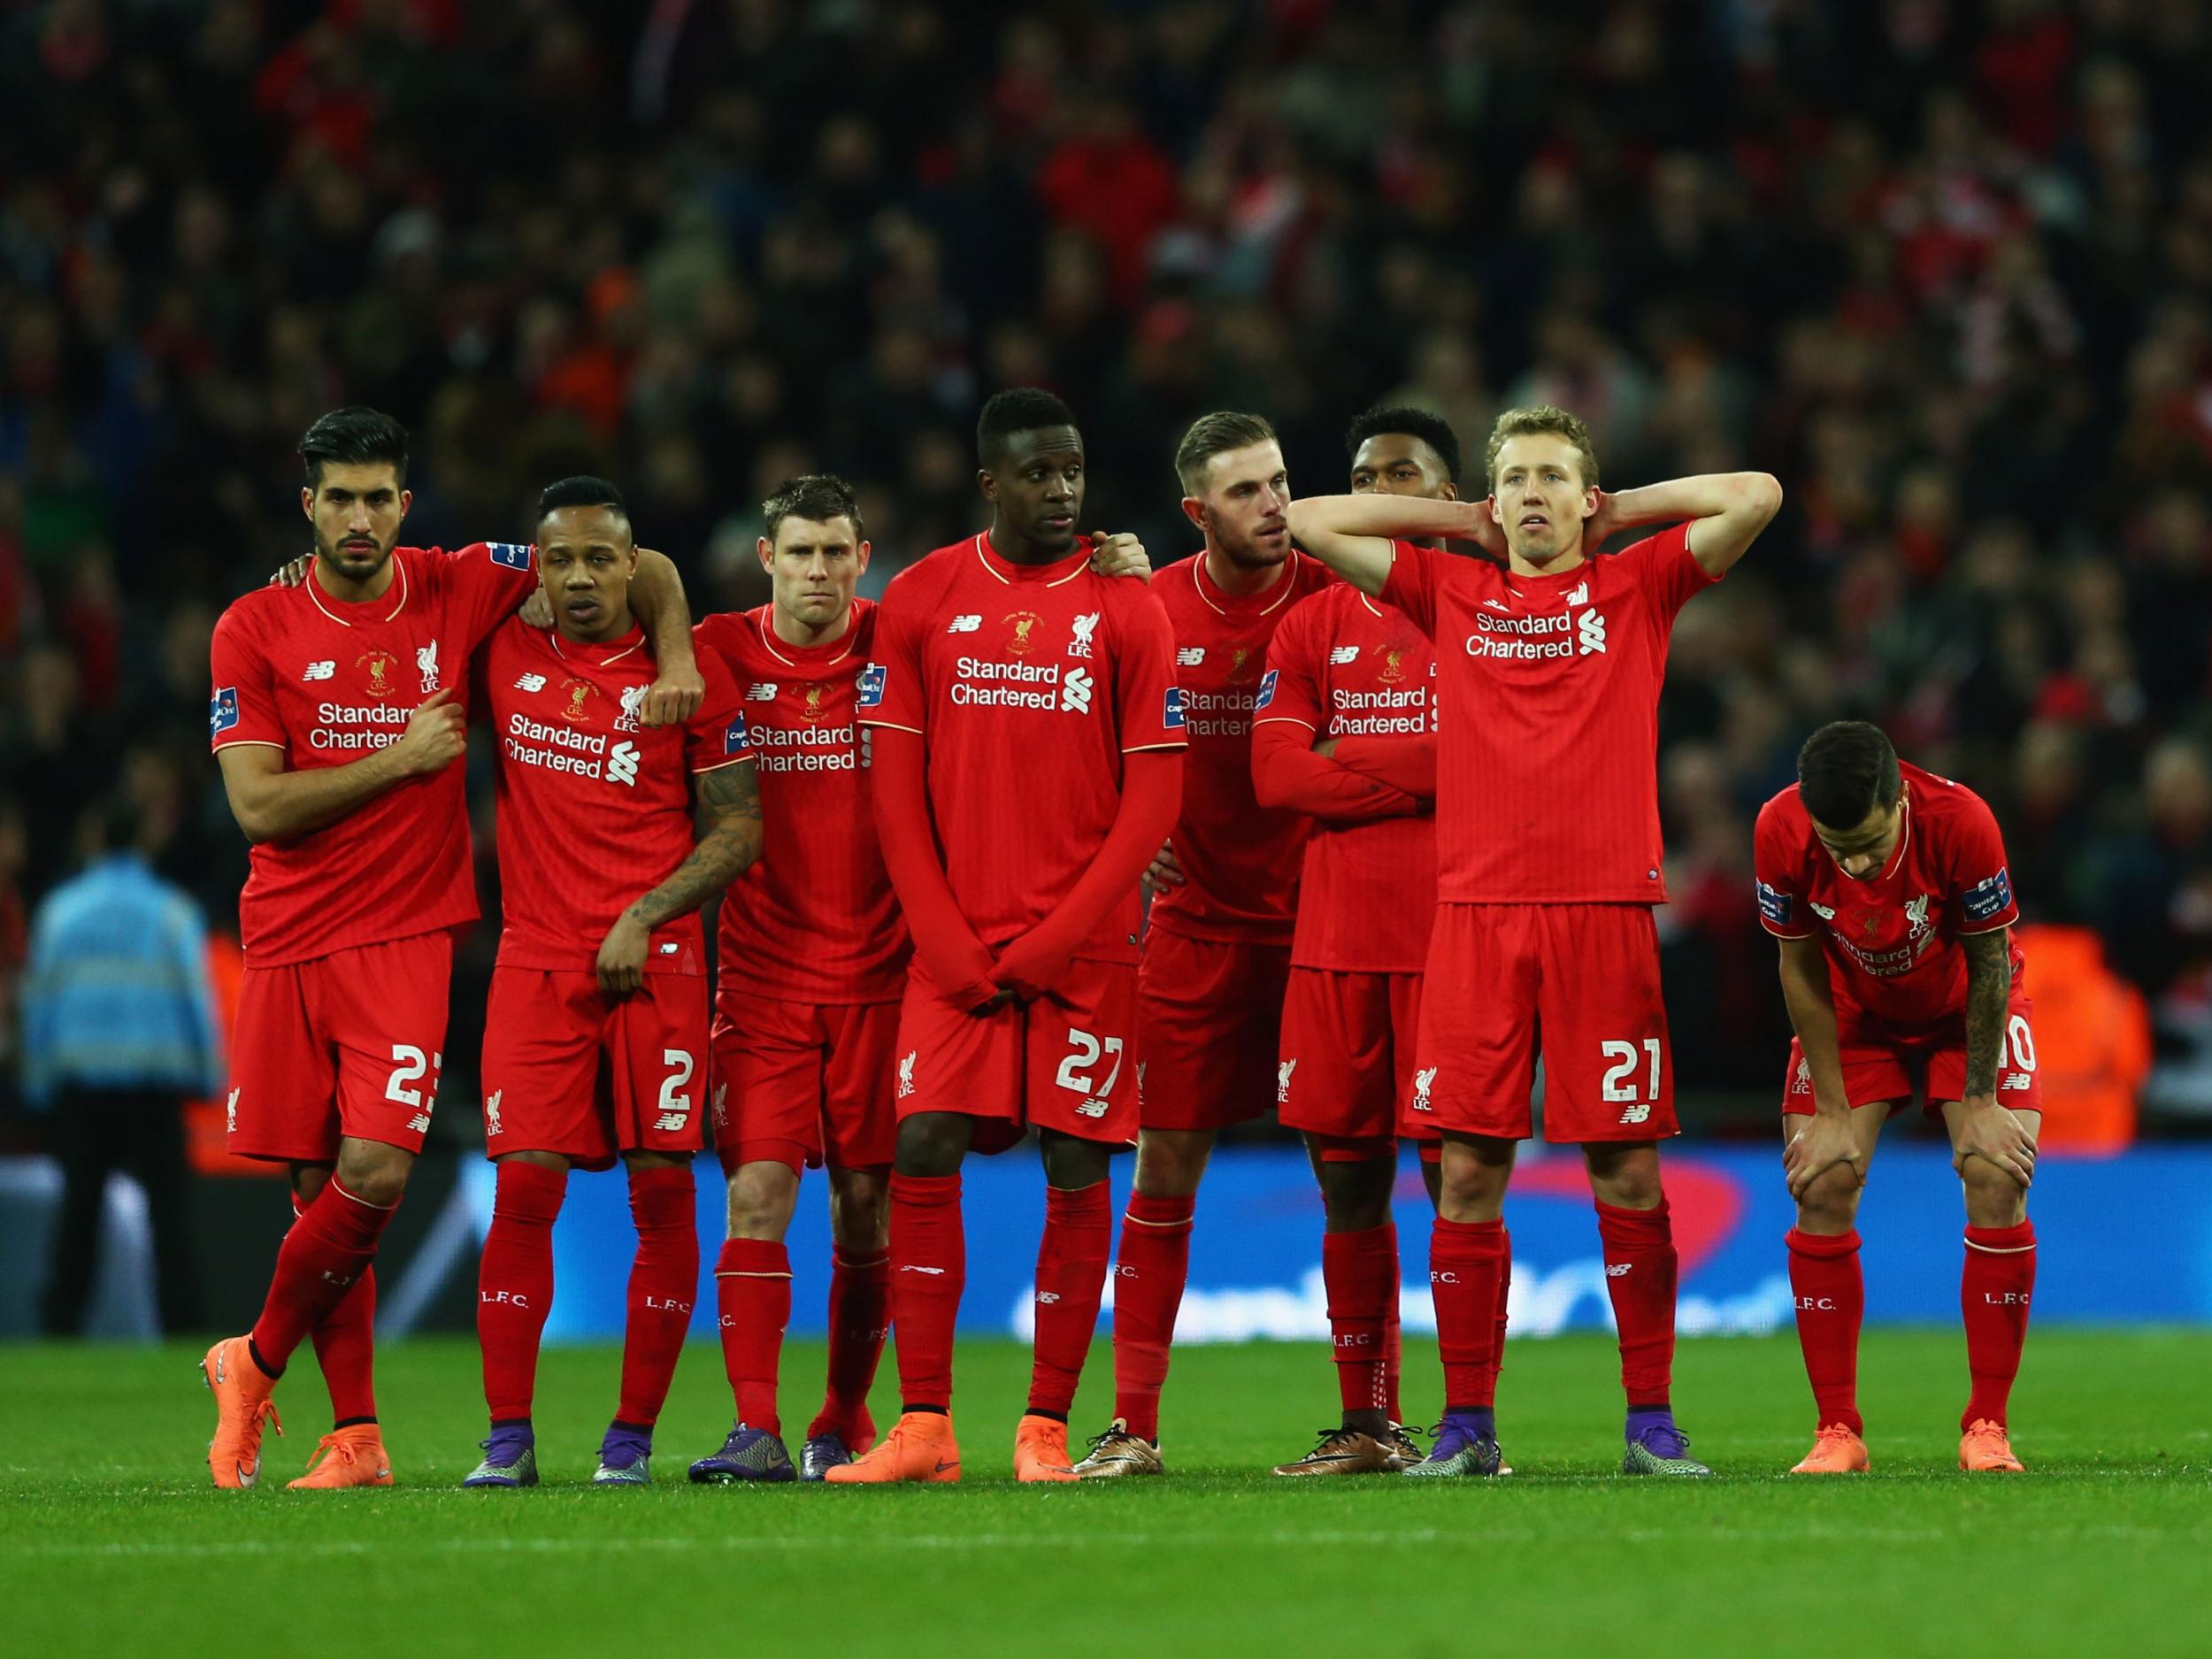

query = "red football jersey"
[
  {"left": 1145, "top": 550, "right": 1336, "bottom": 945},
  {"left": 483, "top": 618, "right": 752, "bottom": 974},
  {"left": 859, "top": 533, "right": 1187, "bottom": 962},
  {"left": 1755, "top": 761, "right": 2026, "bottom": 1033},
  {"left": 209, "top": 542, "right": 538, "bottom": 964},
  {"left": 1382, "top": 525, "right": 1715, "bottom": 903},
  {"left": 693, "top": 601, "right": 910, "bottom": 1005},
  {"left": 1256, "top": 583, "right": 1437, "bottom": 972}
]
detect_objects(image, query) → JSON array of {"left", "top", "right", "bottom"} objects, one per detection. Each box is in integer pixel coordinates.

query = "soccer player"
[
  {"left": 828, "top": 388, "right": 1185, "bottom": 1484},
  {"left": 685, "top": 476, "right": 1156, "bottom": 1484},
  {"left": 464, "top": 477, "right": 760, "bottom": 1489},
  {"left": 1286, "top": 405, "right": 1782, "bottom": 1477},
  {"left": 203, "top": 408, "right": 701, "bottom": 1491},
  {"left": 1757, "top": 720, "right": 2041, "bottom": 1476},
  {"left": 681, "top": 475, "right": 903, "bottom": 1484},
  {"left": 1072, "top": 411, "right": 1334, "bottom": 1478},
  {"left": 1249, "top": 407, "right": 1450, "bottom": 1477}
]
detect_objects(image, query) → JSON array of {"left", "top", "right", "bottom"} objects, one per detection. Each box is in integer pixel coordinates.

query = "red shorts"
[
  {"left": 1278, "top": 967, "right": 1435, "bottom": 1156},
  {"left": 894, "top": 956, "right": 1139, "bottom": 1153},
  {"left": 227, "top": 933, "right": 455, "bottom": 1162},
  {"left": 480, "top": 968, "right": 709, "bottom": 1171},
  {"left": 1135, "top": 930, "right": 1291, "bottom": 1133},
  {"left": 1783, "top": 991, "right": 2043, "bottom": 1120},
  {"left": 710, "top": 997, "right": 899, "bottom": 1176},
  {"left": 1414, "top": 902, "right": 1677, "bottom": 1144}
]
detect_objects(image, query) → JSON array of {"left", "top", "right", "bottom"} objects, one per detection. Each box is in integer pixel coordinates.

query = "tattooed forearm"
[
  {"left": 623, "top": 763, "right": 764, "bottom": 928},
  {"left": 1961, "top": 928, "right": 2012, "bottom": 1099}
]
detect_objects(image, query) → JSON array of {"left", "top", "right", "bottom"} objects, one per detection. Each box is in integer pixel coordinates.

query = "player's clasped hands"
[
  {"left": 388, "top": 687, "right": 467, "bottom": 776},
  {"left": 1952, "top": 1102, "right": 2038, "bottom": 1189}
]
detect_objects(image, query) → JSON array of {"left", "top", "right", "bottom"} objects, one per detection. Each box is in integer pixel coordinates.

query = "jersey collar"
[
  {"left": 974, "top": 532, "right": 1091, "bottom": 587},
  {"left": 305, "top": 550, "right": 410, "bottom": 626},
  {"left": 1193, "top": 549, "right": 1299, "bottom": 616},
  {"left": 549, "top": 625, "right": 647, "bottom": 668},
  {"left": 755, "top": 603, "right": 860, "bottom": 668}
]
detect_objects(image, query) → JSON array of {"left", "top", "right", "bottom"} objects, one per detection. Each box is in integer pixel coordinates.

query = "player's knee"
[
  {"left": 1040, "top": 1129, "right": 1110, "bottom": 1191},
  {"left": 334, "top": 1141, "right": 411, "bottom": 1207},
  {"left": 1133, "top": 1130, "right": 1210, "bottom": 1197},
  {"left": 829, "top": 1169, "right": 890, "bottom": 1250},
  {"left": 1960, "top": 1157, "right": 2027, "bottom": 1226},
  {"left": 1795, "top": 1164, "right": 1863, "bottom": 1232},
  {"left": 1586, "top": 1144, "right": 1663, "bottom": 1210},
  {"left": 894, "top": 1114, "right": 964, "bottom": 1178},
  {"left": 727, "top": 1160, "right": 800, "bottom": 1239},
  {"left": 1319, "top": 1158, "right": 1395, "bottom": 1232}
]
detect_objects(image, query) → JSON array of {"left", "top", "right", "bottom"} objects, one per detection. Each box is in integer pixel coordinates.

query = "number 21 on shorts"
[
  {"left": 387, "top": 1044, "right": 444, "bottom": 1134},
  {"left": 1600, "top": 1037, "right": 1663, "bottom": 1125}
]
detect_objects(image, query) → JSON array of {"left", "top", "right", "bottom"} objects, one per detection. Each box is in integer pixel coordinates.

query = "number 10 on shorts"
[{"left": 1601, "top": 1038, "right": 1663, "bottom": 1125}]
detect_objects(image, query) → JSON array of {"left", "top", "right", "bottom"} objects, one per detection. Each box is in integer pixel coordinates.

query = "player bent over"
[
  {"left": 462, "top": 478, "right": 761, "bottom": 1489},
  {"left": 1288, "top": 405, "right": 1782, "bottom": 1477},
  {"left": 1760, "top": 721, "right": 2041, "bottom": 1475},
  {"left": 1075, "top": 412, "right": 1333, "bottom": 1477},
  {"left": 829, "top": 389, "right": 1184, "bottom": 1484},
  {"left": 204, "top": 411, "right": 702, "bottom": 1490}
]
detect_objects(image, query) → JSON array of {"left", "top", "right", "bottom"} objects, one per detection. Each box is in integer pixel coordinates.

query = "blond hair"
[{"left": 1484, "top": 405, "right": 1600, "bottom": 491}]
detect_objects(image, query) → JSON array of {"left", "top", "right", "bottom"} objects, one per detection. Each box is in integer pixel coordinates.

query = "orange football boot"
[
  {"left": 1012, "top": 1414, "right": 1079, "bottom": 1483},
  {"left": 1789, "top": 1424, "right": 1870, "bottom": 1475},
  {"left": 288, "top": 1425, "right": 394, "bottom": 1489},
  {"left": 1959, "top": 1419, "right": 2025, "bottom": 1472},
  {"left": 824, "top": 1411, "right": 960, "bottom": 1484},
  {"left": 202, "top": 1335, "right": 281, "bottom": 1490}
]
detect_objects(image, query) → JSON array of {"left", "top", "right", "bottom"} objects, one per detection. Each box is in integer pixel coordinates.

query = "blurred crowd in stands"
[{"left": 3, "top": 0, "right": 2210, "bottom": 1128}]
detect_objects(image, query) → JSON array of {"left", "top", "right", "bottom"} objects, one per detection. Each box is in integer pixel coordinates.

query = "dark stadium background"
[{"left": 5, "top": 0, "right": 2212, "bottom": 1233}]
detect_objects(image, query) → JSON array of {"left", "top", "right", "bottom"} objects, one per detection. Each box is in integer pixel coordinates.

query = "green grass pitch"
[{"left": 4, "top": 1331, "right": 2205, "bottom": 1659}]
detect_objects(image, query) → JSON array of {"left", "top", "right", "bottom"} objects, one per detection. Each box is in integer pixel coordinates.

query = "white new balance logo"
[
  {"left": 607, "top": 741, "right": 640, "bottom": 787},
  {"left": 514, "top": 672, "right": 548, "bottom": 692},
  {"left": 947, "top": 615, "right": 981, "bottom": 634},
  {"left": 1176, "top": 647, "right": 1205, "bottom": 666},
  {"left": 303, "top": 660, "right": 335, "bottom": 681},
  {"left": 1329, "top": 645, "right": 1360, "bottom": 664},
  {"left": 745, "top": 682, "right": 778, "bottom": 701},
  {"left": 1061, "top": 667, "right": 1094, "bottom": 713},
  {"left": 1618, "top": 1103, "right": 1651, "bottom": 1125},
  {"left": 1576, "top": 611, "right": 1608, "bottom": 654}
]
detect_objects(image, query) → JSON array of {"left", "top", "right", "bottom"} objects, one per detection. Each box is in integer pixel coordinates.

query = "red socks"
[
  {"left": 889, "top": 1172, "right": 964, "bottom": 1410},
  {"left": 1110, "top": 1191, "right": 1194, "bottom": 1442},
  {"left": 714, "top": 1237, "right": 791, "bottom": 1433},
  {"left": 1786, "top": 1226, "right": 1864, "bottom": 1433},
  {"left": 1028, "top": 1180, "right": 1111, "bottom": 1417},
  {"left": 1430, "top": 1217, "right": 1509, "bottom": 1407},
  {"left": 1324, "top": 1224, "right": 1397, "bottom": 1419},
  {"left": 478, "top": 1160, "right": 567, "bottom": 1422},
  {"left": 1382, "top": 1219, "right": 1403, "bottom": 1423},
  {"left": 251, "top": 1178, "right": 396, "bottom": 1373},
  {"left": 290, "top": 1193, "right": 380, "bottom": 1425},
  {"left": 810, "top": 1247, "right": 890, "bottom": 1446},
  {"left": 1595, "top": 1198, "right": 1678, "bottom": 1405},
  {"left": 1962, "top": 1220, "right": 2036, "bottom": 1429},
  {"left": 616, "top": 1164, "right": 698, "bottom": 1428}
]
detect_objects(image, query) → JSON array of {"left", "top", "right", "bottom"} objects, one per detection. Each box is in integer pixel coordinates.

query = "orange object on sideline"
[{"left": 2013, "top": 925, "right": 2151, "bottom": 1154}]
